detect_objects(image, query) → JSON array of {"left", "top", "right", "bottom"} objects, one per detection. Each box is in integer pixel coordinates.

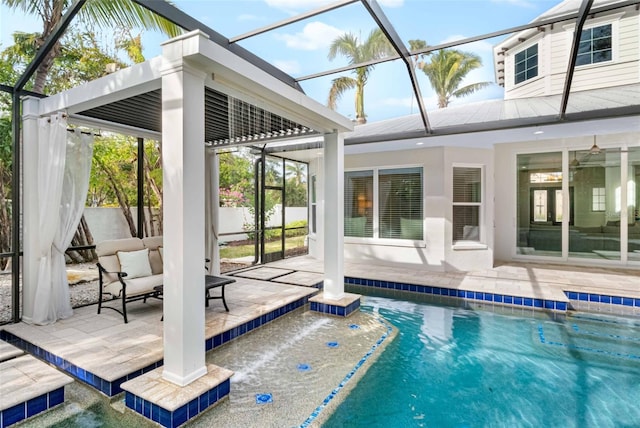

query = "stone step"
[
  {"left": 0, "top": 340, "right": 24, "bottom": 363},
  {"left": 0, "top": 354, "right": 73, "bottom": 427}
]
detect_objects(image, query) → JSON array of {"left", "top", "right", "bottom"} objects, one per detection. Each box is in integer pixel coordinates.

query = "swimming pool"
[{"left": 325, "top": 290, "right": 640, "bottom": 427}]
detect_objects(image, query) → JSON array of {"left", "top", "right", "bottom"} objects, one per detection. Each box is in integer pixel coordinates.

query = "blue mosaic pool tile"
[
  {"left": 0, "top": 387, "right": 67, "bottom": 427},
  {"left": 623, "top": 297, "right": 634, "bottom": 306},
  {"left": 256, "top": 393, "right": 273, "bottom": 404},
  {"left": 601, "top": 295, "right": 611, "bottom": 304},
  {"left": 579, "top": 293, "right": 588, "bottom": 301},
  {"left": 612, "top": 296, "right": 622, "bottom": 305},
  {"left": 504, "top": 295, "right": 513, "bottom": 304},
  {"left": 589, "top": 294, "right": 600, "bottom": 302},
  {"left": 544, "top": 300, "right": 555, "bottom": 310},
  {"left": 2, "top": 402, "right": 25, "bottom": 427},
  {"left": 125, "top": 378, "right": 230, "bottom": 428},
  {"left": 26, "top": 394, "right": 47, "bottom": 417}
]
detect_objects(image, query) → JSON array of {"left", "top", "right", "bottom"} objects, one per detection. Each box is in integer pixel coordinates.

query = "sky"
[{"left": 0, "top": 0, "right": 564, "bottom": 123}]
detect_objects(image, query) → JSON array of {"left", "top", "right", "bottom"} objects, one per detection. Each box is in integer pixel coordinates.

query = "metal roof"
[{"left": 343, "top": 82, "right": 640, "bottom": 145}]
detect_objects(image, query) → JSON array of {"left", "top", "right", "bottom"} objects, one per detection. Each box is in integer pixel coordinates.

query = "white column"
[
  {"left": 160, "top": 52, "right": 207, "bottom": 386},
  {"left": 323, "top": 131, "right": 344, "bottom": 299},
  {"left": 22, "top": 96, "right": 41, "bottom": 324}
]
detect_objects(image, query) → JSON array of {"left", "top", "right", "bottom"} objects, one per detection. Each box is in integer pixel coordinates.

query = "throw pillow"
[{"left": 117, "top": 248, "right": 152, "bottom": 279}]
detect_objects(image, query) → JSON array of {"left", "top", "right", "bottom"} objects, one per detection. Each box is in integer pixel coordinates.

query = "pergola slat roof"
[{"left": 77, "top": 87, "right": 317, "bottom": 146}]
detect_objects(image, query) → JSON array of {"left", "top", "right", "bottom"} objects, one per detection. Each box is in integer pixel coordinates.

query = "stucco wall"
[
  {"left": 309, "top": 145, "right": 494, "bottom": 272},
  {"left": 84, "top": 205, "right": 307, "bottom": 244}
]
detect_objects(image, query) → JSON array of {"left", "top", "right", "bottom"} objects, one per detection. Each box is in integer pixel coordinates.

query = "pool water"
[{"left": 325, "top": 292, "right": 640, "bottom": 428}]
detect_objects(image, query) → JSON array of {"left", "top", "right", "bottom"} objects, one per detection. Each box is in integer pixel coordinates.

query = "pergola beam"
[
  {"left": 360, "top": 0, "right": 430, "bottom": 134},
  {"left": 559, "top": 0, "right": 595, "bottom": 120}
]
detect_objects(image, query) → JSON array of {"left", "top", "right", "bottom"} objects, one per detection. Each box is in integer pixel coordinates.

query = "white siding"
[{"left": 502, "top": 5, "right": 639, "bottom": 99}]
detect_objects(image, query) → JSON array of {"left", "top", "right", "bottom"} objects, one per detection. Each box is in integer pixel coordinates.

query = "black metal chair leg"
[{"left": 122, "top": 293, "right": 128, "bottom": 324}]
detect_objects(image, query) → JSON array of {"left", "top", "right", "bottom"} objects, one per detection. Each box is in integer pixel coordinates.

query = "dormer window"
[
  {"left": 577, "top": 24, "right": 612, "bottom": 66},
  {"left": 514, "top": 44, "right": 538, "bottom": 85}
]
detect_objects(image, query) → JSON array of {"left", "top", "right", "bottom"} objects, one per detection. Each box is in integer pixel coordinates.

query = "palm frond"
[
  {"left": 420, "top": 48, "right": 489, "bottom": 108},
  {"left": 327, "top": 76, "right": 356, "bottom": 110},
  {"left": 327, "top": 32, "right": 359, "bottom": 62},
  {"left": 79, "top": 0, "right": 182, "bottom": 38},
  {"left": 452, "top": 82, "right": 492, "bottom": 98}
]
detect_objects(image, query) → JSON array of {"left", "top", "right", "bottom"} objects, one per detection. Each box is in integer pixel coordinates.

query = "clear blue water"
[{"left": 324, "top": 291, "right": 640, "bottom": 428}]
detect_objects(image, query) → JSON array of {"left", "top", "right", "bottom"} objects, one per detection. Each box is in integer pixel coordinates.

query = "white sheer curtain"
[
  {"left": 32, "top": 117, "right": 94, "bottom": 325},
  {"left": 205, "top": 149, "right": 220, "bottom": 275}
]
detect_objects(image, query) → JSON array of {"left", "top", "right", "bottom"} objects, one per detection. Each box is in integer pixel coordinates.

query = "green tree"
[
  {"left": 285, "top": 161, "right": 307, "bottom": 207},
  {"left": 218, "top": 151, "right": 254, "bottom": 207},
  {"left": 2, "top": 0, "right": 181, "bottom": 93},
  {"left": 327, "top": 28, "right": 394, "bottom": 124},
  {"left": 419, "top": 48, "right": 491, "bottom": 108}
]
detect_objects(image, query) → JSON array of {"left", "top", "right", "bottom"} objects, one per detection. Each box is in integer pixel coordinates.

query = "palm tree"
[
  {"left": 408, "top": 39, "right": 429, "bottom": 69},
  {"left": 327, "top": 28, "right": 394, "bottom": 124},
  {"left": 2, "top": 0, "right": 181, "bottom": 93},
  {"left": 420, "top": 49, "right": 491, "bottom": 109}
]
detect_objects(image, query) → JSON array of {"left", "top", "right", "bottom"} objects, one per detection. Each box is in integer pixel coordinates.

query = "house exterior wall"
[
  {"left": 493, "top": 131, "right": 640, "bottom": 267},
  {"left": 308, "top": 145, "right": 494, "bottom": 272},
  {"left": 498, "top": 5, "right": 639, "bottom": 100}
]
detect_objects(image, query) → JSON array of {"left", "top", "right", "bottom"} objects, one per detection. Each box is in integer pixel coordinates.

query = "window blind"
[
  {"left": 453, "top": 167, "right": 481, "bottom": 242},
  {"left": 379, "top": 167, "right": 423, "bottom": 240},
  {"left": 344, "top": 170, "right": 373, "bottom": 237}
]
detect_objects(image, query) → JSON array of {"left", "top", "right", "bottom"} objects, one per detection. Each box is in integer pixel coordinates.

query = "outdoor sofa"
[{"left": 96, "top": 236, "right": 235, "bottom": 323}]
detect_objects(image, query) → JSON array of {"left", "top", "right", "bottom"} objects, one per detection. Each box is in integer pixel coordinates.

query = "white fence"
[{"left": 84, "top": 205, "right": 307, "bottom": 244}]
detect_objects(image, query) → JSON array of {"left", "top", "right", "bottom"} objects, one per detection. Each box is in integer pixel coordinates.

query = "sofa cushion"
[
  {"left": 117, "top": 248, "right": 152, "bottom": 279},
  {"left": 142, "top": 236, "right": 163, "bottom": 275},
  {"left": 97, "top": 238, "right": 145, "bottom": 286},
  {"left": 104, "top": 274, "right": 163, "bottom": 298}
]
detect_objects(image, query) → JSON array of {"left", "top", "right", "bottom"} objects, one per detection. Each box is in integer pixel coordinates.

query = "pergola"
[{"left": 4, "top": 0, "right": 640, "bottom": 387}]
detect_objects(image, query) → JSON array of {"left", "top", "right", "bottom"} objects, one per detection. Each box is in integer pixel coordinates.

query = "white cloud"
[
  {"left": 490, "top": 0, "right": 535, "bottom": 8},
  {"left": 439, "top": 35, "right": 494, "bottom": 53},
  {"left": 273, "top": 59, "right": 302, "bottom": 75},
  {"left": 274, "top": 21, "right": 344, "bottom": 51},
  {"left": 238, "top": 14, "right": 263, "bottom": 22}
]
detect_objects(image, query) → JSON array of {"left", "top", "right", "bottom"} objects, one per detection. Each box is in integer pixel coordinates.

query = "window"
[
  {"left": 453, "top": 167, "right": 482, "bottom": 242},
  {"left": 577, "top": 24, "right": 612, "bottom": 66},
  {"left": 344, "top": 167, "right": 423, "bottom": 240},
  {"left": 344, "top": 170, "right": 373, "bottom": 238},
  {"left": 592, "top": 187, "right": 605, "bottom": 211},
  {"left": 514, "top": 44, "right": 538, "bottom": 84},
  {"left": 310, "top": 175, "right": 317, "bottom": 234},
  {"left": 379, "top": 168, "right": 423, "bottom": 240}
]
